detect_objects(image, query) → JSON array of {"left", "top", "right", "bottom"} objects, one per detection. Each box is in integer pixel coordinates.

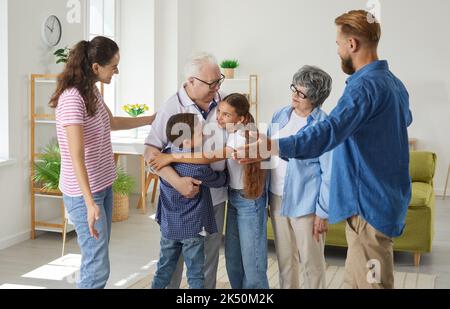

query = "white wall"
[
  {"left": 0, "top": 0, "right": 8, "bottom": 160},
  {"left": 154, "top": 0, "right": 182, "bottom": 108},
  {"left": 0, "top": 0, "right": 86, "bottom": 249},
  {"left": 182, "top": 0, "right": 450, "bottom": 194},
  {"left": 118, "top": 0, "right": 155, "bottom": 110}
]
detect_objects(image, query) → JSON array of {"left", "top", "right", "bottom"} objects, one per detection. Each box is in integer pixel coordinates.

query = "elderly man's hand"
[
  {"left": 175, "top": 177, "right": 201, "bottom": 198},
  {"left": 233, "top": 131, "right": 277, "bottom": 164}
]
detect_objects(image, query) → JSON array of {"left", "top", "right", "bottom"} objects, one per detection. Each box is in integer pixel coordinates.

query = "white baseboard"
[{"left": 0, "top": 231, "right": 30, "bottom": 250}]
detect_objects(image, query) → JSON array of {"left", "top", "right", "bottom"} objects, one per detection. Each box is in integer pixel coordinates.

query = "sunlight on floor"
[
  {"left": 113, "top": 259, "right": 158, "bottom": 288},
  {"left": 21, "top": 254, "right": 81, "bottom": 281},
  {"left": 0, "top": 284, "right": 46, "bottom": 289}
]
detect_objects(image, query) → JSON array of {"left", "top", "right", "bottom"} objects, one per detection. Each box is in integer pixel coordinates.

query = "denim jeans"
[
  {"left": 167, "top": 202, "right": 226, "bottom": 289},
  {"left": 63, "top": 186, "right": 113, "bottom": 289},
  {"left": 225, "top": 189, "right": 269, "bottom": 289},
  {"left": 152, "top": 236, "right": 205, "bottom": 289}
]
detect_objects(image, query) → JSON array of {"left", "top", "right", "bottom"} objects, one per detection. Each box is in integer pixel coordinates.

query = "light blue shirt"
[{"left": 268, "top": 106, "right": 332, "bottom": 219}]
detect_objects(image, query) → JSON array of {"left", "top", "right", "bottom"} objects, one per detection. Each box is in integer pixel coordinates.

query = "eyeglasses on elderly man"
[{"left": 193, "top": 74, "right": 226, "bottom": 89}]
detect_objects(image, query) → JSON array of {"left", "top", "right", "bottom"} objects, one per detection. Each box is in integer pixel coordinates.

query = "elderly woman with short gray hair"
[{"left": 267, "top": 65, "right": 333, "bottom": 289}]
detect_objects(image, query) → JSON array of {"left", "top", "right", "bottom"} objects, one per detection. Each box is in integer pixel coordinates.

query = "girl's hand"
[{"left": 148, "top": 153, "right": 174, "bottom": 171}]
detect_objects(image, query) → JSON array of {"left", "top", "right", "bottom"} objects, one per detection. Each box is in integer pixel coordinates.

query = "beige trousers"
[
  {"left": 343, "top": 215, "right": 394, "bottom": 289},
  {"left": 269, "top": 193, "right": 326, "bottom": 289}
]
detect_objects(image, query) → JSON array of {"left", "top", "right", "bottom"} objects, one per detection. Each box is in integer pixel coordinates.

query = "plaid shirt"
[{"left": 156, "top": 147, "right": 229, "bottom": 241}]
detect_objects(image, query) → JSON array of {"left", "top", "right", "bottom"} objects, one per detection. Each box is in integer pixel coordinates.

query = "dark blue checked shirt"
[
  {"left": 278, "top": 60, "right": 412, "bottom": 238},
  {"left": 156, "top": 147, "right": 228, "bottom": 241}
]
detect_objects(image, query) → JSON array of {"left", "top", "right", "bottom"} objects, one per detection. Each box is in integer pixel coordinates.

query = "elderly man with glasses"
[
  {"left": 267, "top": 65, "right": 333, "bottom": 289},
  {"left": 144, "top": 52, "right": 227, "bottom": 289}
]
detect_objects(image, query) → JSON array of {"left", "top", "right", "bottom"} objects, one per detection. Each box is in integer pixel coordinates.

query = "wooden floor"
[
  {"left": 129, "top": 254, "right": 436, "bottom": 289},
  {"left": 0, "top": 196, "right": 449, "bottom": 289}
]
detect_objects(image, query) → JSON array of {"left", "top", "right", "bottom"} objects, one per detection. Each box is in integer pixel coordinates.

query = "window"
[
  {"left": 87, "top": 0, "right": 119, "bottom": 114},
  {"left": 0, "top": 0, "right": 9, "bottom": 161}
]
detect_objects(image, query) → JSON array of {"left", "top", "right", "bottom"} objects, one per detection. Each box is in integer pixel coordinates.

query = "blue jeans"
[
  {"left": 152, "top": 236, "right": 205, "bottom": 289},
  {"left": 225, "top": 189, "right": 269, "bottom": 289},
  {"left": 63, "top": 186, "right": 113, "bottom": 289}
]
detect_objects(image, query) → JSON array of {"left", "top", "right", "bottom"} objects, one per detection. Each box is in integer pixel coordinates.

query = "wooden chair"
[{"left": 138, "top": 168, "right": 159, "bottom": 208}]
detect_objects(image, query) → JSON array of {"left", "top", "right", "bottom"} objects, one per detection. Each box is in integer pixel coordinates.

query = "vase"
[
  {"left": 112, "top": 193, "right": 129, "bottom": 222},
  {"left": 223, "top": 68, "right": 235, "bottom": 79}
]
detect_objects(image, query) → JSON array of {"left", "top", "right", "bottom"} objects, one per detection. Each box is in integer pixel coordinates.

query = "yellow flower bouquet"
[{"left": 121, "top": 104, "right": 149, "bottom": 117}]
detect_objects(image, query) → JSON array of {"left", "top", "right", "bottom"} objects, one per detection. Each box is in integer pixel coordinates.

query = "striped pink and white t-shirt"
[{"left": 56, "top": 87, "right": 116, "bottom": 197}]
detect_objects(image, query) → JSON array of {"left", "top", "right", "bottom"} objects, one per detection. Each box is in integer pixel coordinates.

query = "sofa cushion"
[
  {"left": 409, "top": 182, "right": 432, "bottom": 208},
  {"left": 410, "top": 152, "right": 436, "bottom": 183}
]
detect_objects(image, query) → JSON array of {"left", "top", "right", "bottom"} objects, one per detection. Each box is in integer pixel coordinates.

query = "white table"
[{"left": 111, "top": 136, "right": 158, "bottom": 214}]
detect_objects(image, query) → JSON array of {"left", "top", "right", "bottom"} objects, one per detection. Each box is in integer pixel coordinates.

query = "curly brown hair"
[
  {"left": 49, "top": 36, "right": 119, "bottom": 117},
  {"left": 223, "top": 93, "right": 266, "bottom": 200}
]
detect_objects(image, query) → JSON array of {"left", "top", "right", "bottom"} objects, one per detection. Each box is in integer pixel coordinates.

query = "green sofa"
[{"left": 267, "top": 151, "right": 437, "bottom": 266}]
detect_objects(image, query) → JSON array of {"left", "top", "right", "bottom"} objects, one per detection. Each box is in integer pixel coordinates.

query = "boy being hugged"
[{"left": 152, "top": 113, "right": 228, "bottom": 289}]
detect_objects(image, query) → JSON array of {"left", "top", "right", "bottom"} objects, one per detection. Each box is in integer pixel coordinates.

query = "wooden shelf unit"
[
  {"left": 30, "top": 74, "right": 67, "bottom": 239},
  {"left": 29, "top": 74, "right": 107, "bottom": 239}
]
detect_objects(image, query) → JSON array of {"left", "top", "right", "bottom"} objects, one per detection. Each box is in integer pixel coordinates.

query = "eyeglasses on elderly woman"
[{"left": 290, "top": 84, "right": 308, "bottom": 99}]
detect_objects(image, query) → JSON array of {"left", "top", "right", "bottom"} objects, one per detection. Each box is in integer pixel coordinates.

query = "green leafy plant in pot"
[
  {"left": 220, "top": 59, "right": 239, "bottom": 79},
  {"left": 33, "top": 142, "right": 61, "bottom": 192},
  {"left": 54, "top": 47, "right": 71, "bottom": 64},
  {"left": 112, "top": 168, "right": 136, "bottom": 222}
]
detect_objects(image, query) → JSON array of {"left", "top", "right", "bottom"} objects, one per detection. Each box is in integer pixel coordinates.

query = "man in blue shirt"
[{"left": 236, "top": 10, "right": 412, "bottom": 289}]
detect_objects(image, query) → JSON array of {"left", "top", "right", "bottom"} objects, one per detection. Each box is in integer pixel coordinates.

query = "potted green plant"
[
  {"left": 54, "top": 47, "right": 71, "bottom": 64},
  {"left": 33, "top": 142, "right": 61, "bottom": 192},
  {"left": 220, "top": 59, "right": 239, "bottom": 79},
  {"left": 112, "top": 168, "right": 136, "bottom": 222}
]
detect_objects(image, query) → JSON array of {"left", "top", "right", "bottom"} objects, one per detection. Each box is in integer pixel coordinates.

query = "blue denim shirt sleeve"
[
  {"left": 315, "top": 150, "right": 332, "bottom": 219},
  {"left": 193, "top": 166, "right": 229, "bottom": 188},
  {"left": 278, "top": 85, "right": 373, "bottom": 160}
]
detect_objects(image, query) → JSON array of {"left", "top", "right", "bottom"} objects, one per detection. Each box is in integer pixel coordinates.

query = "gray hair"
[
  {"left": 184, "top": 52, "right": 218, "bottom": 80},
  {"left": 292, "top": 65, "right": 332, "bottom": 108}
]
